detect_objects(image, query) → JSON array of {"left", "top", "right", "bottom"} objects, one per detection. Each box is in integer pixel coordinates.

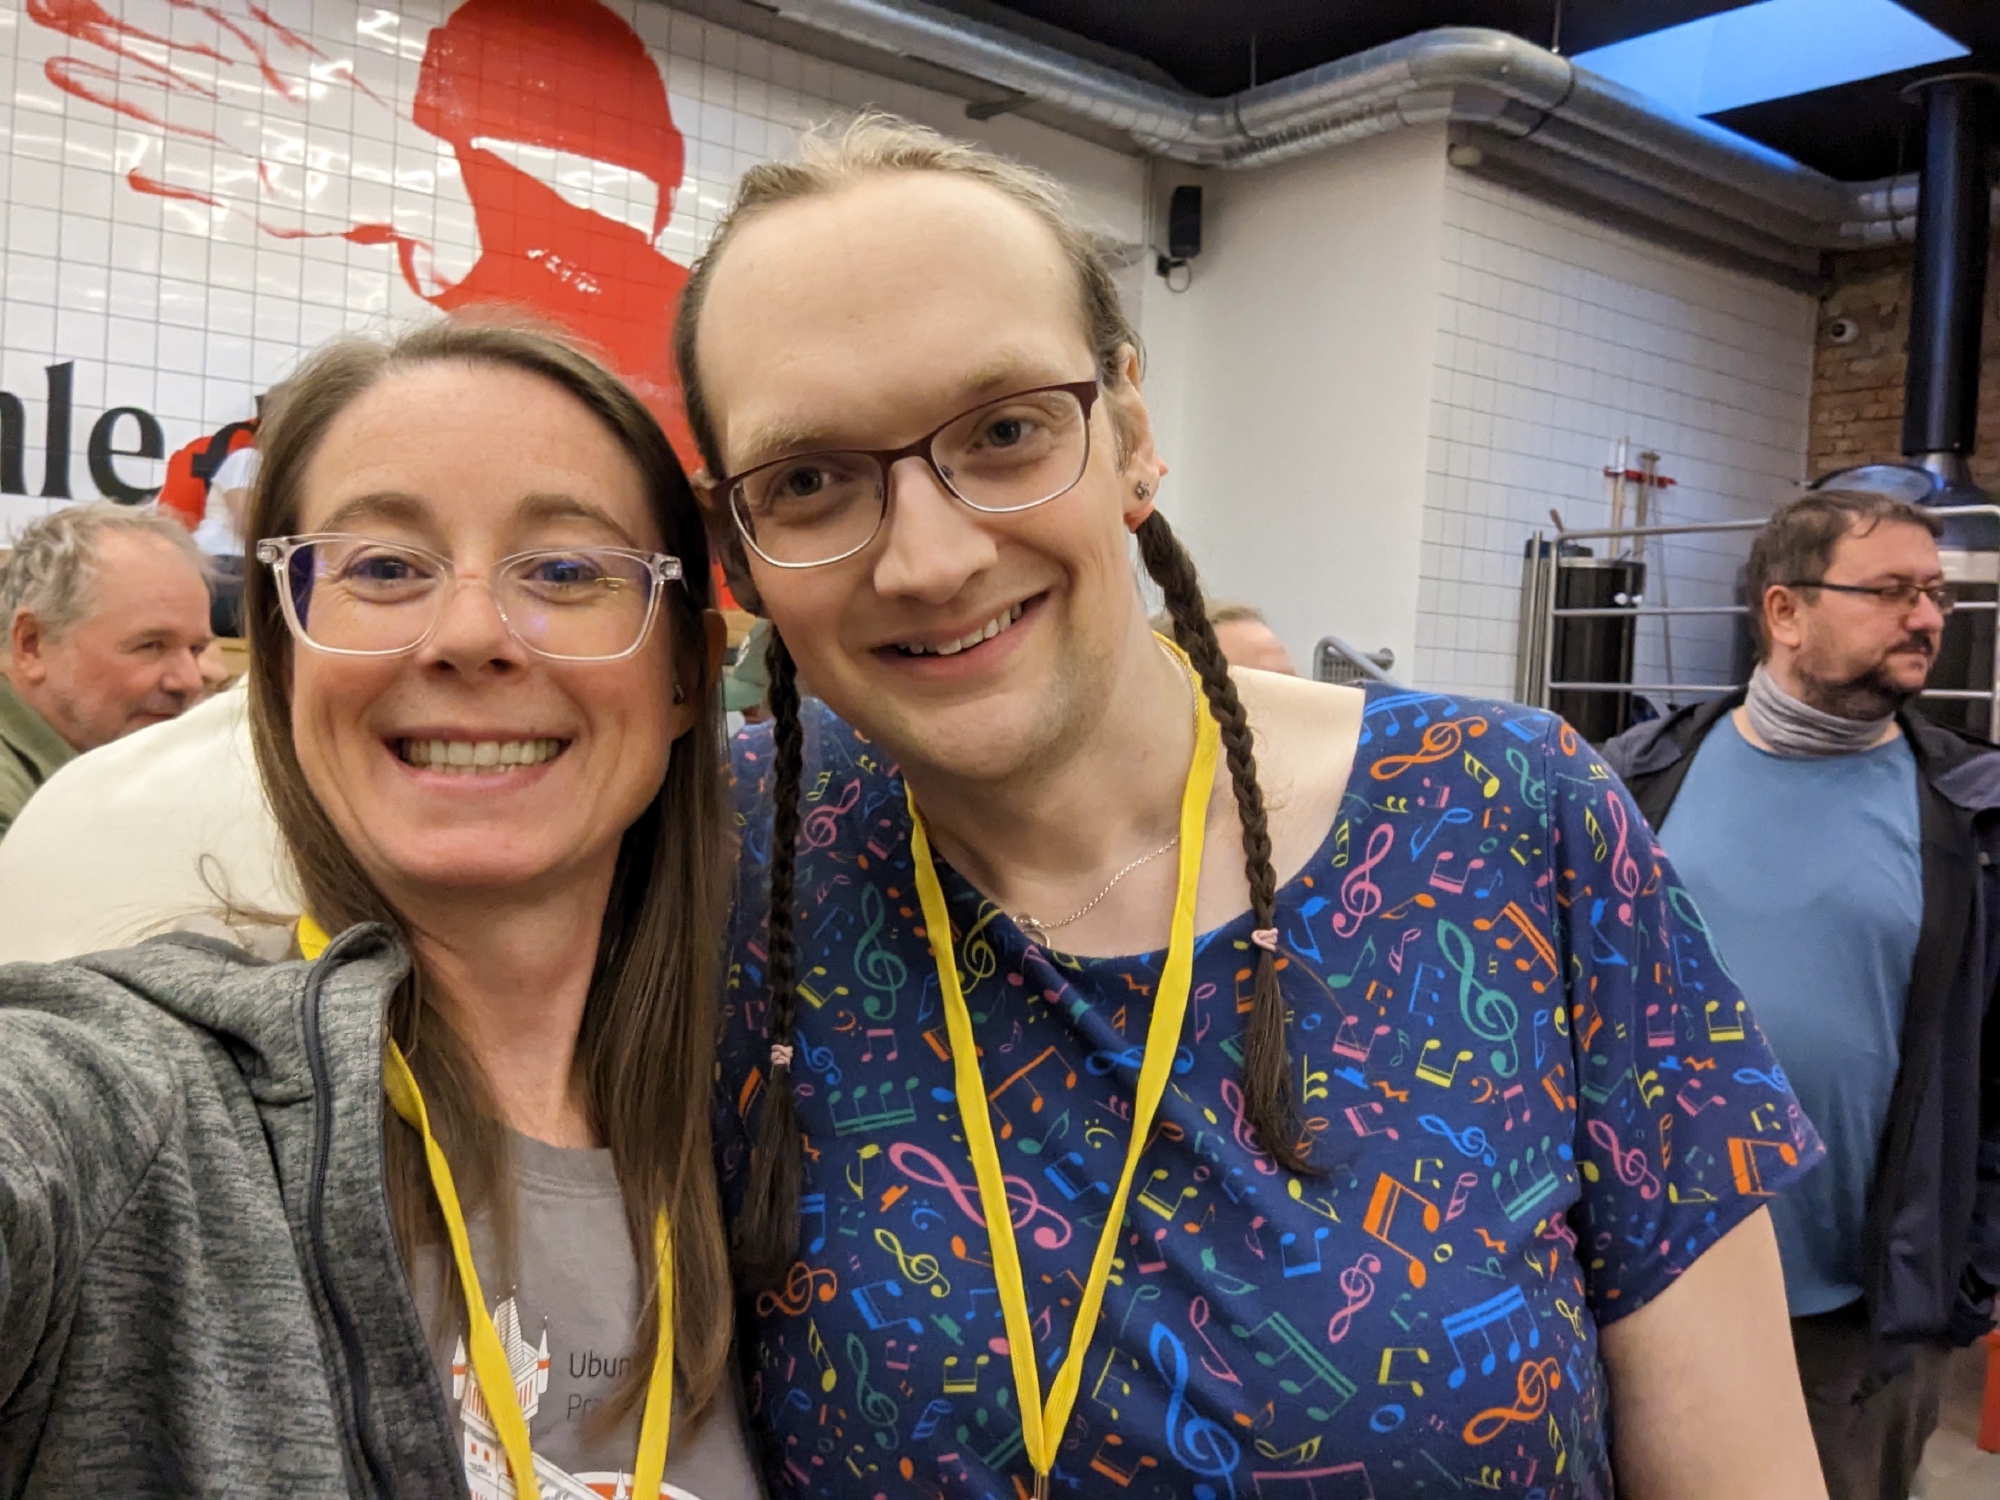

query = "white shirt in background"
[
  {"left": 0, "top": 686, "right": 292, "bottom": 962},
  {"left": 191, "top": 446, "right": 260, "bottom": 558}
]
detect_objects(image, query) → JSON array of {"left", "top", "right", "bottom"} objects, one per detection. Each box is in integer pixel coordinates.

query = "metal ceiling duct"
[
  {"left": 742, "top": 0, "right": 1992, "bottom": 279},
  {"left": 1902, "top": 77, "right": 1994, "bottom": 490},
  {"left": 1842, "top": 176, "right": 2000, "bottom": 247}
]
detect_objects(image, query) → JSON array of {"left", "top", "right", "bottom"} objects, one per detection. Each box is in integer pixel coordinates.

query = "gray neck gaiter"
[{"left": 1742, "top": 663, "right": 1893, "bottom": 758}]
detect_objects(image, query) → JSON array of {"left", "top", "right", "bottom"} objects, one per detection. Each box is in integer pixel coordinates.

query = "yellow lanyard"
[
  {"left": 298, "top": 917, "right": 676, "bottom": 1500},
  {"left": 903, "top": 639, "right": 1220, "bottom": 1497}
]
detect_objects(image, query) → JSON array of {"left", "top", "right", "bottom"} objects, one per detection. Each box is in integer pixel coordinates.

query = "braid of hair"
[
  {"left": 1135, "top": 511, "right": 1318, "bottom": 1175},
  {"left": 736, "top": 627, "right": 807, "bottom": 1284}
]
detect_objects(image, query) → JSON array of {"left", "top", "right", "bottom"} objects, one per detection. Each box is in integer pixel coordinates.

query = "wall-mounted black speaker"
[{"left": 1168, "top": 185, "right": 1202, "bottom": 260}]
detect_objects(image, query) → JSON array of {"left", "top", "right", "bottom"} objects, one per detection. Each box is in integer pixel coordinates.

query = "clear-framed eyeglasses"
[
  {"left": 718, "top": 378, "right": 1102, "bottom": 569},
  {"left": 254, "top": 534, "right": 684, "bottom": 661}
]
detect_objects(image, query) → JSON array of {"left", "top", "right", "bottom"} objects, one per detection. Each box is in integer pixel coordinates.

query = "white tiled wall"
[
  {"left": 0, "top": 0, "right": 1145, "bottom": 538},
  {"left": 1, "top": 0, "right": 1820, "bottom": 704},
  {"left": 1416, "top": 172, "right": 1817, "bottom": 700}
]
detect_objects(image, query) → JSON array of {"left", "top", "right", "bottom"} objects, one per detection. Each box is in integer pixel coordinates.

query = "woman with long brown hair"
[
  {"left": 684, "top": 118, "right": 1829, "bottom": 1499},
  {"left": 0, "top": 319, "right": 760, "bottom": 1499}
]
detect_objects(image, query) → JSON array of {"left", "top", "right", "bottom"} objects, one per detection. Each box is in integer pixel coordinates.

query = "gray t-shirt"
[{"left": 412, "top": 1132, "right": 763, "bottom": 1500}]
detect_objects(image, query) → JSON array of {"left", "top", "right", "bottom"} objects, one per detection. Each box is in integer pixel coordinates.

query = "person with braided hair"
[{"left": 682, "top": 117, "right": 1828, "bottom": 1500}]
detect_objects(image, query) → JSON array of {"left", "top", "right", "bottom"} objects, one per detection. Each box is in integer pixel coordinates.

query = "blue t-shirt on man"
[{"left": 1660, "top": 712, "right": 1922, "bottom": 1316}]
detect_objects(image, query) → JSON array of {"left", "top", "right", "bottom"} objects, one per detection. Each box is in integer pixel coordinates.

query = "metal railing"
[
  {"left": 1315, "top": 635, "right": 1401, "bottom": 687},
  {"left": 1517, "top": 506, "right": 2000, "bottom": 739}
]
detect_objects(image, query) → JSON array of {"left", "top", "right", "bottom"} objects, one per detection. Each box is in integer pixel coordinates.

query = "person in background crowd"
[
  {"left": 155, "top": 412, "right": 257, "bottom": 535},
  {"left": 724, "top": 615, "right": 774, "bottom": 725},
  {"left": 196, "top": 430, "right": 260, "bottom": 557},
  {"left": 1154, "top": 598, "right": 1299, "bottom": 675},
  {"left": 680, "top": 115, "right": 1828, "bottom": 1499},
  {"left": 196, "top": 637, "right": 239, "bottom": 695},
  {"left": 158, "top": 395, "right": 277, "bottom": 638},
  {"left": 0, "top": 503, "right": 211, "bottom": 838},
  {"left": 198, "top": 399, "right": 270, "bottom": 639},
  {"left": 1604, "top": 489, "right": 2000, "bottom": 1500},
  {"left": 0, "top": 320, "right": 762, "bottom": 1497}
]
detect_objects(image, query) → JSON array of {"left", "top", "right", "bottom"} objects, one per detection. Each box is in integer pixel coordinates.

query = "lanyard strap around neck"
[
  {"left": 298, "top": 916, "right": 676, "bottom": 1500},
  {"left": 903, "top": 636, "right": 1220, "bottom": 1491}
]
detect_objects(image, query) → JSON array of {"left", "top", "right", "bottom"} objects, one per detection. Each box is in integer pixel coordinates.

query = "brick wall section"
[{"left": 1809, "top": 247, "right": 2000, "bottom": 489}]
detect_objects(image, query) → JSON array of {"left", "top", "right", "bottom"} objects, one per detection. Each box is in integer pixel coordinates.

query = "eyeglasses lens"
[
  {"left": 283, "top": 540, "right": 658, "bottom": 659},
  {"left": 736, "top": 455, "right": 885, "bottom": 569},
  {"left": 497, "top": 550, "right": 658, "bottom": 659},
  {"left": 734, "top": 388, "right": 1091, "bottom": 566},
  {"left": 1876, "top": 584, "right": 1953, "bottom": 615},
  {"left": 934, "top": 388, "right": 1090, "bottom": 512},
  {"left": 289, "top": 539, "right": 439, "bottom": 655}
]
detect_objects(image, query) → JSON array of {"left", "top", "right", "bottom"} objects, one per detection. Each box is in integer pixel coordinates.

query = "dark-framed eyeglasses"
[
  {"left": 1779, "top": 578, "right": 1955, "bottom": 616},
  {"left": 254, "top": 534, "right": 684, "bottom": 660},
  {"left": 717, "top": 378, "right": 1101, "bottom": 569}
]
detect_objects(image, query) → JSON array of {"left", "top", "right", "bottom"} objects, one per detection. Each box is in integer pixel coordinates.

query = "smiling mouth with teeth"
[
  {"left": 894, "top": 600, "right": 1028, "bottom": 657},
  {"left": 395, "top": 738, "right": 569, "bottom": 775}
]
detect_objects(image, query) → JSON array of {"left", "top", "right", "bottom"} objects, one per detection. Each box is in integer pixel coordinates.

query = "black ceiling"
[{"left": 958, "top": 0, "right": 2000, "bottom": 182}]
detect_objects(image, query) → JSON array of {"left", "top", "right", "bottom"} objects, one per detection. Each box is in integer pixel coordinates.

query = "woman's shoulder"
[
  {"left": 0, "top": 956, "right": 197, "bottom": 1207},
  {"left": 2, "top": 934, "right": 324, "bottom": 1118}
]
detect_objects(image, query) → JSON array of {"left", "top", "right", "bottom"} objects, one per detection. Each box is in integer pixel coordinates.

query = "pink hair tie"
[
  {"left": 769, "top": 1044, "right": 795, "bottom": 1071},
  {"left": 1249, "top": 928, "right": 1280, "bottom": 953}
]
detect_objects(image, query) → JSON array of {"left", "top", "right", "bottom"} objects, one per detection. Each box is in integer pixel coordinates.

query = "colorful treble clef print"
[
  {"left": 854, "top": 882, "right": 908, "bottom": 1019},
  {"left": 1603, "top": 787, "right": 1643, "bottom": 922},
  {"left": 886, "top": 1141, "right": 1074, "bottom": 1251},
  {"left": 718, "top": 687, "right": 1822, "bottom": 1500},
  {"left": 1439, "top": 918, "right": 1521, "bottom": 1079},
  {"left": 1369, "top": 715, "right": 1489, "bottom": 781},
  {"left": 801, "top": 775, "right": 862, "bottom": 850},
  {"left": 1149, "top": 1323, "right": 1243, "bottom": 1492},
  {"left": 1329, "top": 823, "right": 1393, "bottom": 938}
]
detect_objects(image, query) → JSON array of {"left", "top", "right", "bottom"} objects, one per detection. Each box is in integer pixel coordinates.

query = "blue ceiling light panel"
[{"left": 1572, "top": 0, "right": 1969, "bottom": 119}]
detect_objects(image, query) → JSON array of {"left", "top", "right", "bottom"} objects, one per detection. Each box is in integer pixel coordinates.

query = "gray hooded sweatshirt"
[{"left": 0, "top": 924, "right": 467, "bottom": 1497}]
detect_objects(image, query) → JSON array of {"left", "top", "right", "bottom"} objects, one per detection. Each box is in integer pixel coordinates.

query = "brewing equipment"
[{"left": 1518, "top": 74, "right": 2000, "bottom": 742}]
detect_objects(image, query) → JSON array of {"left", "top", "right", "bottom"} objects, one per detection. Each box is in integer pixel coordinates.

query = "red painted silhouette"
[
  {"left": 414, "top": 0, "right": 693, "bottom": 460},
  {"left": 27, "top": 0, "right": 699, "bottom": 468}
]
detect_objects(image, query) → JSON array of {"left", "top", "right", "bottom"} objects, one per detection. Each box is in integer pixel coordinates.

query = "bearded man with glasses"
[{"left": 1606, "top": 488, "right": 2000, "bottom": 1500}]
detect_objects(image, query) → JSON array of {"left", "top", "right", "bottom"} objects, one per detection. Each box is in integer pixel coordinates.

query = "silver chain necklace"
[
  {"left": 1015, "top": 644, "right": 1200, "bottom": 947},
  {"left": 1015, "top": 832, "right": 1181, "bottom": 946}
]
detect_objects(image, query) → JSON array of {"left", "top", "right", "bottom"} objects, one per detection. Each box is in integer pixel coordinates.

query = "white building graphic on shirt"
[{"left": 451, "top": 1297, "right": 694, "bottom": 1500}]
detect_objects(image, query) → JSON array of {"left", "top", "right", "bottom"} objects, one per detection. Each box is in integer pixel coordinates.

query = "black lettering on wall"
[
  {"left": 0, "top": 364, "right": 165, "bottom": 503},
  {"left": 89, "top": 407, "right": 165, "bottom": 504},
  {"left": 40, "top": 363, "right": 73, "bottom": 500},
  {"left": 0, "top": 392, "right": 22, "bottom": 495}
]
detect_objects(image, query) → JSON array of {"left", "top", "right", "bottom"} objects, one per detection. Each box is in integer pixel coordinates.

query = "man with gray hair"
[
  {"left": 1605, "top": 488, "right": 2000, "bottom": 1500},
  {"left": 0, "top": 502, "right": 212, "bottom": 837}
]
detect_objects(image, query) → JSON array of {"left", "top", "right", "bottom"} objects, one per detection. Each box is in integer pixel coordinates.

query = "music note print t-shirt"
[{"left": 716, "top": 687, "right": 1821, "bottom": 1500}]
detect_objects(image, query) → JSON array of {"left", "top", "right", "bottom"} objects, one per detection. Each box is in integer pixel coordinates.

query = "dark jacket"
[
  {"left": 1604, "top": 693, "right": 2000, "bottom": 1355},
  {"left": 0, "top": 927, "right": 469, "bottom": 1497}
]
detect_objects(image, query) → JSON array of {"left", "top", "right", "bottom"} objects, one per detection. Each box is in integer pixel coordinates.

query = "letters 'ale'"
[{"left": 0, "top": 363, "right": 166, "bottom": 504}]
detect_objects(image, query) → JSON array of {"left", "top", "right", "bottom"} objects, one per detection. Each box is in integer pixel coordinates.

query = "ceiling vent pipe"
[
  {"left": 742, "top": 0, "right": 1991, "bottom": 281},
  {"left": 1902, "top": 76, "right": 1996, "bottom": 493}
]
